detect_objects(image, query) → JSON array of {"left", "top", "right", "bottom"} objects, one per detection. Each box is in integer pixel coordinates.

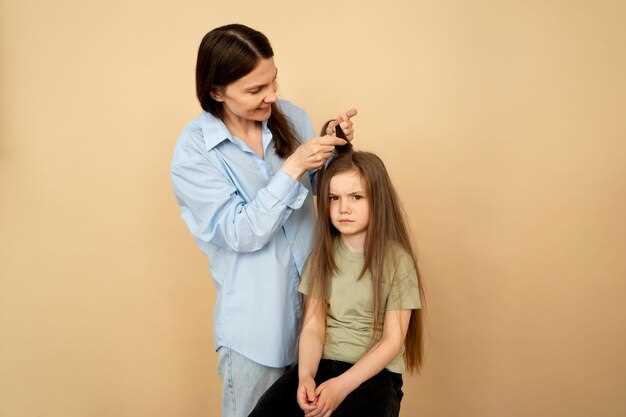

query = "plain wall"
[{"left": 1, "top": 1, "right": 625, "bottom": 416}]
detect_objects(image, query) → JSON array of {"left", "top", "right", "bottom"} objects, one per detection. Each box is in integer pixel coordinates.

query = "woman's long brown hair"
[
  {"left": 307, "top": 146, "right": 425, "bottom": 372},
  {"left": 195, "top": 24, "right": 300, "bottom": 157}
]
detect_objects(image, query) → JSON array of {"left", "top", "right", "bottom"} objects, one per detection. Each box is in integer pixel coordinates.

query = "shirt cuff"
[{"left": 266, "top": 169, "right": 309, "bottom": 209}]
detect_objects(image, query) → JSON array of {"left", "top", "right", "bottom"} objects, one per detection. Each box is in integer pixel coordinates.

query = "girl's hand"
[
  {"left": 324, "top": 108, "right": 358, "bottom": 141},
  {"left": 305, "top": 376, "right": 354, "bottom": 417},
  {"left": 282, "top": 136, "right": 347, "bottom": 180},
  {"left": 297, "top": 376, "right": 318, "bottom": 413}
]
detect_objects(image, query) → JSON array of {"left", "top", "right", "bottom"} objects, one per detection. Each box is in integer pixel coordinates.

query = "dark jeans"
[{"left": 249, "top": 359, "right": 403, "bottom": 417}]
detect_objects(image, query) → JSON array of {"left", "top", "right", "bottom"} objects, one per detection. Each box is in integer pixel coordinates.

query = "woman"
[{"left": 170, "top": 24, "right": 357, "bottom": 417}]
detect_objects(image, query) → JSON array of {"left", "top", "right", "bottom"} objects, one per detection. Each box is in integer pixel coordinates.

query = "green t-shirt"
[{"left": 298, "top": 238, "right": 421, "bottom": 373}]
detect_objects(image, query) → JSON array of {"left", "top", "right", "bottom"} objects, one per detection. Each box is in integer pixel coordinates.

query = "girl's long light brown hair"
[{"left": 306, "top": 148, "right": 425, "bottom": 372}]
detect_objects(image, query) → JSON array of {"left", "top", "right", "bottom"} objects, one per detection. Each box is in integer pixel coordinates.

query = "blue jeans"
[{"left": 217, "top": 347, "right": 287, "bottom": 417}]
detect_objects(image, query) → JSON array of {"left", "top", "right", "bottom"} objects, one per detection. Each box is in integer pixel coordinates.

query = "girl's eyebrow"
[{"left": 328, "top": 190, "right": 365, "bottom": 196}]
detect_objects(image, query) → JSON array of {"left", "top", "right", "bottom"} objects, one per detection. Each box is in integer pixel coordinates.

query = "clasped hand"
[{"left": 297, "top": 375, "right": 353, "bottom": 417}]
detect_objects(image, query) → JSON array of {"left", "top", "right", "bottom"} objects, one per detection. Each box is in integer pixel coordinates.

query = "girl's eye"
[
  {"left": 329, "top": 196, "right": 339, "bottom": 201},
  {"left": 249, "top": 89, "right": 261, "bottom": 94},
  {"left": 353, "top": 195, "right": 363, "bottom": 200}
]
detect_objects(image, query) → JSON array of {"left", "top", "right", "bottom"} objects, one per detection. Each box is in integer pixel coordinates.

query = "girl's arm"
[
  {"left": 297, "top": 296, "right": 326, "bottom": 412},
  {"left": 305, "top": 309, "right": 412, "bottom": 417}
]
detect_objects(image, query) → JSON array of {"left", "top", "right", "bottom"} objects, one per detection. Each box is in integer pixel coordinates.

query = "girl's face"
[
  {"left": 328, "top": 170, "right": 370, "bottom": 239},
  {"left": 212, "top": 57, "right": 278, "bottom": 122}
]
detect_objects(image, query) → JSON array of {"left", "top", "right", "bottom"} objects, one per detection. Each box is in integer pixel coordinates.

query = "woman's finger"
[
  {"left": 325, "top": 120, "right": 337, "bottom": 135},
  {"left": 319, "top": 136, "right": 348, "bottom": 146},
  {"left": 342, "top": 108, "right": 358, "bottom": 121},
  {"left": 312, "top": 144, "right": 336, "bottom": 154},
  {"left": 336, "top": 108, "right": 357, "bottom": 123},
  {"left": 307, "top": 149, "right": 333, "bottom": 162},
  {"left": 343, "top": 108, "right": 358, "bottom": 119}
]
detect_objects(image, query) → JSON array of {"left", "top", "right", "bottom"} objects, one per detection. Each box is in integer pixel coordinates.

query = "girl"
[
  {"left": 170, "top": 24, "right": 356, "bottom": 417},
  {"left": 249, "top": 150, "right": 424, "bottom": 417}
]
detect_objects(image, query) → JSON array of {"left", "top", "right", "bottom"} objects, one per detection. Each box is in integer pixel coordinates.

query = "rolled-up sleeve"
[{"left": 171, "top": 142, "right": 308, "bottom": 253}]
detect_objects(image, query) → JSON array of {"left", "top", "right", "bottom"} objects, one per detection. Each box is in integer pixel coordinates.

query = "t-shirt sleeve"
[
  {"left": 298, "top": 260, "right": 324, "bottom": 299},
  {"left": 386, "top": 252, "right": 422, "bottom": 311}
]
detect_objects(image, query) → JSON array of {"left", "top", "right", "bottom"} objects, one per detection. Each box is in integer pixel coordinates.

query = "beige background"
[{"left": 2, "top": 1, "right": 625, "bottom": 416}]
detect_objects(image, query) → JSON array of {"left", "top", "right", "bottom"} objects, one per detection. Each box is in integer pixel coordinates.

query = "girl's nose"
[{"left": 339, "top": 200, "right": 351, "bottom": 214}]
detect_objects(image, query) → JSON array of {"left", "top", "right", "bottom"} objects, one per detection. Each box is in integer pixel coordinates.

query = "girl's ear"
[{"left": 210, "top": 87, "right": 225, "bottom": 102}]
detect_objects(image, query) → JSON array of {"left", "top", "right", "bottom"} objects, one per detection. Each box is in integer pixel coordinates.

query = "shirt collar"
[{"left": 200, "top": 111, "right": 271, "bottom": 152}]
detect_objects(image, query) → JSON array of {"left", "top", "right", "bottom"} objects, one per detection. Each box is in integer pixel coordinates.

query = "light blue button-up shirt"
[{"left": 170, "top": 100, "right": 316, "bottom": 367}]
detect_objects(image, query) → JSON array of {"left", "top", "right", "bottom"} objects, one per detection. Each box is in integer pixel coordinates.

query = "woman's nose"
[
  {"left": 264, "top": 91, "right": 277, "bottom": 103},
  {"left": 264, "top": 81, "right": 278, "bottom": 103}
]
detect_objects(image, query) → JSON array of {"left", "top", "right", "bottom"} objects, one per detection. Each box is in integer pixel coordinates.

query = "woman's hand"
[
  {"left": 324, "top": 108, "right": 358, "bottom": 141},
  {"left": 282, "top": 136, "right": 347, "bottom": 180},
  {"left": 304, "top": 376, "right": 354, "bottom": 417},
  {"left": 297, "top": 375, "right": 318, "bottom": 413}
]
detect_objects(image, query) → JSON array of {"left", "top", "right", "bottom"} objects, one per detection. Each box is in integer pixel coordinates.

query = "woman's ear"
[{"left": 210, "top": 87, "right": 225, "bottom": 102}]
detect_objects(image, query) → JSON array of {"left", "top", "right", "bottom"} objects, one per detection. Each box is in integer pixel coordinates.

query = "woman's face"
[{"left": 212, "top": 58, "right": 278, "bottom": 122}]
